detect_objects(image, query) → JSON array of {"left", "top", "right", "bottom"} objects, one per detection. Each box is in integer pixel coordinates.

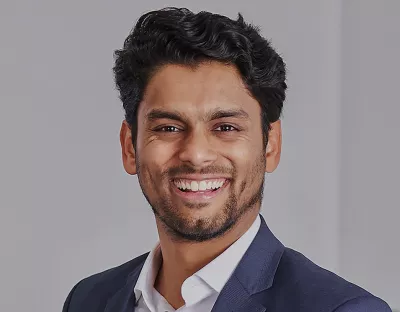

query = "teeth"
[
  {"left": 190, "top": 181, "right": 199, "bottom": 191},
  {"left": 174, "top": 179, "right": 226, "bottom": 192},
  {"left": 199, "top": 181, "right": 207, "bottom": 191}
]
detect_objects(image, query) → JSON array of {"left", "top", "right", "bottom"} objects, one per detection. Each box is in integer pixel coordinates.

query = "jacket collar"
[
  {"left": 104, "top": 259, "right": 144, "bottom": 312},
  {"left": 234, "top": 214, "right": 284, "bottom": 294},
  {"left": 105, "top": 214, "right": 284, "bottom": 312},
  {"left": 210, "top": 214, "right": 284, "bottom": 312}
]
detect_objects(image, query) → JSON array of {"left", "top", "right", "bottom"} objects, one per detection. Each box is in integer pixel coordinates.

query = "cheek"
[
  {"left": 229, "top": 148, "right": 265, "bottom": 193},
  {"left": 140, "top": 140, "right": 177, "bottom": 167},
  {"left": 220, "top": 131, "right": 263, "bottom": 163},
  {"left": 137, "top": 162, "right": 166, "bottom": 201},
  {"left": 224, "top": 144, "right": 257, "bottom": 173},
  {"left": 137, "top": 142, "right": 177, "bottom": 185}
]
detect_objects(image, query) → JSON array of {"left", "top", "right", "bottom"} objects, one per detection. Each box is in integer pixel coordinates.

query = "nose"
[{"left": 178, "top": 128, "right": 218, "bottom": 168}]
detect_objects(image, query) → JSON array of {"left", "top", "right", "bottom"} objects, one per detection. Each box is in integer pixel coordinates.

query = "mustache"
[{"left": 164, "top": 164, "right": 235, "bottom": 178}]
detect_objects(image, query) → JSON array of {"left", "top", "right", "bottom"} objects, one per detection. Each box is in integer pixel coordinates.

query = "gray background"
[{"left": 1, "top": 0, "right": 399, "bottom": 311}]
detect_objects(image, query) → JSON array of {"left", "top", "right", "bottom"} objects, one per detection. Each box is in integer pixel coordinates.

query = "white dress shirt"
[{"left": 133, "top": 214, "right": 261, "bottom": 312}]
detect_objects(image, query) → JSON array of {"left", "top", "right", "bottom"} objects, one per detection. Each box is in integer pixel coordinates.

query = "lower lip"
[{"left": 171, "top": 180, "right": 230, "bottom": 201}]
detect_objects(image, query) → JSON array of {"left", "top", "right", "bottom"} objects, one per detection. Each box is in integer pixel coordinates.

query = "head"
[{"left": 115, "top": 7, "right": 286, "bottom": 242}]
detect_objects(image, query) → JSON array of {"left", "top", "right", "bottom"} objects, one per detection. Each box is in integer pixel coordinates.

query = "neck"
[{"left": 153, "top": 208, "right": 259, "bottom": 309}]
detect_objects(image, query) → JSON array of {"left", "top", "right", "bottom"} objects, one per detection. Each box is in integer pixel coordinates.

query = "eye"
[
  {"left": 155, "top": 126, "right": 181, "bottom": 132},
  {"left": 214, "top": 124, "right": 238, "bottom": 132}
]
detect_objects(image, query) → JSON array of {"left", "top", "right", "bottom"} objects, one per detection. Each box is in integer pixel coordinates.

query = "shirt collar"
[
  {"left": 133, "top": 243, "right": 162, "bottom": 307},
  {"left": 134, "top": 214, "right": 261, "bottom": 302},
  {"left": 195, "top": 214, "right": 261, "bottom": 292}
]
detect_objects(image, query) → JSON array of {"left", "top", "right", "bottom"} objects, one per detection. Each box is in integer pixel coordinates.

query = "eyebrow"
[
  {"left": 146, "top": 109, "right": 187, "bottom": 123},
  {"left": 206, "top": 108, "right": 249, "bottom": 121},
  {"left": 145, "top": 108, "right": 249, "bottom": 123}
]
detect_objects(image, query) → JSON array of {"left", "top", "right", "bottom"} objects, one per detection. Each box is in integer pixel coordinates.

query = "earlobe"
[
  {"left": 265, "top": 120, "right": 282, "bottom": 173},
  {"left": 120, "top": 120, "right": 137, "bottom": 175}
]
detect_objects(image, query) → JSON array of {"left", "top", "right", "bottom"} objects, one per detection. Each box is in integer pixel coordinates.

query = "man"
[{"left": 63, "top": 7, "right": 392, "bottom": 312}]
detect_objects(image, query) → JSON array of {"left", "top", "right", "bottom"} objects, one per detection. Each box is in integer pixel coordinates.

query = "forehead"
[{"left": 140, "top": 62, "right": 259, "bottom": 117}]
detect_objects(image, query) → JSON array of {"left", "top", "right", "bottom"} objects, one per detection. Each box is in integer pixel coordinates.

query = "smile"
[
  {"left": 171, "top": 178, "right": 230, "bottom": 201},
  {"left": 173, "top": 179, "right": 226, "bottom": 192}
]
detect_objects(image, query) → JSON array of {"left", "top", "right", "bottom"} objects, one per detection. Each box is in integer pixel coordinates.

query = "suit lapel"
[
  {"left": 104, "top": 260, "right": 143, "bottom": 312},
  {"left": 212, "top": 214, "right": 284, "bottom": 312},
  {"left": 211, "top": 275, "right": 266, "bottom": 312}
]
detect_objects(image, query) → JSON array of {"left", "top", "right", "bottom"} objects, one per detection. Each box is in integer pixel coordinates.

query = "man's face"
[{"left": 122, "top": 61, "right": 281, "bottom": 242}]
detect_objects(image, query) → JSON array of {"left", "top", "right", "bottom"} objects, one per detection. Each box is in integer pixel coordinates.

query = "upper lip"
[{"left": 171, "top": 175, "right": 231, "bottom": 181}]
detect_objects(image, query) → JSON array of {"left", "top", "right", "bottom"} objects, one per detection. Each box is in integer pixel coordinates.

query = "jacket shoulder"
[
  {"left": 265, "top": 248, "right": 390, "bottom": 311},
  {"left": 63, "top": 252, "right": 148, "bottom": 312},
  {"left": 334, "top": 295, "right": 392, "bottom": 312}
]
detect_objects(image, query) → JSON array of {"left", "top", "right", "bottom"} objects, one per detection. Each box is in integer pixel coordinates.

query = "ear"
[
  {"left": 265, "top": 120, "right": 282, "bottom": 173},
  {"left": 120, "top": 120, "right": 137, "bottom": 175}
]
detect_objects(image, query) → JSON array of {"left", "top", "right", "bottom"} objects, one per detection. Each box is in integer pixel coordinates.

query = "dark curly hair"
[{"left": 113, "top": 7, "right": 287, "bottom": 148}]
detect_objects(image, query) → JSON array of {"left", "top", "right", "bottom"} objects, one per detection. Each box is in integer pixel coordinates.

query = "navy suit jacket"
[{"left": 63, "top": 215, "right": 392, "bottom": 312}]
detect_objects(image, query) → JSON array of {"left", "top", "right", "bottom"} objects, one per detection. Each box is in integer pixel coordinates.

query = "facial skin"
[{"left": 120, "top": 61, "right": 282, "bottom": 243}]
